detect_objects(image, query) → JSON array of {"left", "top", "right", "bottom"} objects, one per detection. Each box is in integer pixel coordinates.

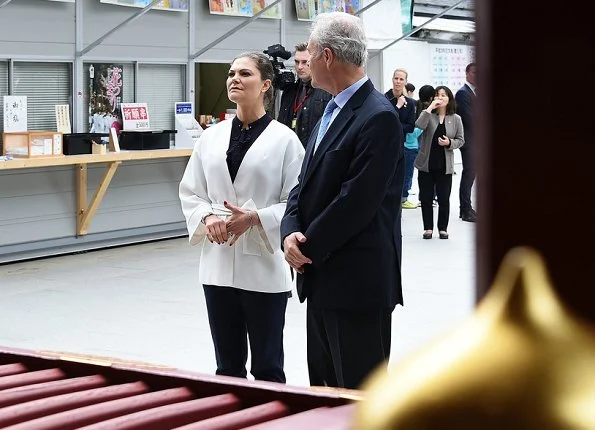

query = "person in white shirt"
[{"left": 179, "top": 51, "right": 304, "bottom": 383}]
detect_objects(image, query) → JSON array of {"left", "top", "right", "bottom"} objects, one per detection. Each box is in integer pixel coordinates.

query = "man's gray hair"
[{"left": 309, "top": 12, "right": 368, "bottom": 68}]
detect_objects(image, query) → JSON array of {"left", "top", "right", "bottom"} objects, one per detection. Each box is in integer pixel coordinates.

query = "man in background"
[
  {"left": 385, "top": 68, "right": 416, "bottom": 209},
  {"left": 456, "top": 62, "right": 477, "bottom": 222},
  {"left": 277, "top": 42, "right": 332, "bottom": 147}
]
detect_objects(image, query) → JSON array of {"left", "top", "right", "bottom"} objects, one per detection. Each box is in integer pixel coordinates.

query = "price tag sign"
[{"left": 121, "top": 103, "right": 151, "bottom": 131}]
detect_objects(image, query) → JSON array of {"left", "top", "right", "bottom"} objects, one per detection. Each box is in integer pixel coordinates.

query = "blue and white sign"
[{"left": 175, "top": 102, "right": 193, "bottom": 115}]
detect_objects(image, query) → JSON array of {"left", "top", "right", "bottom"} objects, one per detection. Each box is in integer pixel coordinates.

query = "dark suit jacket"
[
  {"left": 280, "top": 79, "right": 404, "bottom": 310},
  {"left": 277, "top": 81, "right": 333, "bottom": 147},
  {"left": 384, "top": 90, "right": 415, "bottom": 141},
  {"left": 455, "top": 84, "right": 475, "bottom": 148}
]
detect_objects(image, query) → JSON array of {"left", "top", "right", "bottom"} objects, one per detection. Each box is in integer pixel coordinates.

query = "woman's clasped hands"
[{"left": 205, "top": 201, "right": 254, "bottom": 246}]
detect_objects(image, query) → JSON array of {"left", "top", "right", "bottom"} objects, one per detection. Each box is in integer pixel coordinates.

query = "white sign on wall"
[
  {"left": 55, "top": 104, "right": 72, "bottom": 134},
  {"left": 430, "top": 44, "right": 475, "bottom": 91},
  {"left": 121, "top": 103, "right": 151, "bottom": 131},
  {"left": 3, "top": 96, "right": 28, "bottom": 133}
]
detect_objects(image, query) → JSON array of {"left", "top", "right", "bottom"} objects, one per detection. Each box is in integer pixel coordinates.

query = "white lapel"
[{"left": 207, "top": 120, "right": 237, "bottom": 204}]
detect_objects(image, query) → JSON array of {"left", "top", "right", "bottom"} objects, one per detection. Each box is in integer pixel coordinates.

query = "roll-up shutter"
[
  {"left": 122, "top": 63, "right": 135, "bottom": 104},
  {"left": 0, "top": 61, "right": 9, "bottom": 133},
  {"left": 13, "top": 62, "right": 71, "bottom": 131},
  {"left": 0, "top": 61, "right": 9, "bottom": 151},
  {"left": 137, "top": 64, "right": 185, "bottom": 130},
  {"left": 83, "top": 63, "right": 135, "bottom": 132}
]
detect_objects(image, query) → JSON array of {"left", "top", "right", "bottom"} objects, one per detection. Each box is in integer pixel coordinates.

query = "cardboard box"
[{"left": 2, "top": 131, "right": 63, "bottom": 158}]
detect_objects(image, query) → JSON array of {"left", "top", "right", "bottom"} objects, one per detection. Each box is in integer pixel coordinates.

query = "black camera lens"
[
  {"left": 263, "top": 44, "right": 295, "bottom": 91},
  {"left": 263, "top": 44, "right": 291, "bottom": 61}
]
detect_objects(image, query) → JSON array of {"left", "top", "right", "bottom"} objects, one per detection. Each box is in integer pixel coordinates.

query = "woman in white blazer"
[
  {"left": 414, "top": 85, "right": 464, "bottom": 240},
  {"left": 179, "top": 52, "right": 305, "bottom": 383}
]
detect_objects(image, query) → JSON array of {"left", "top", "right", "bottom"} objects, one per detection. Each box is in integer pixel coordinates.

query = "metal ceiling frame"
[
  {"left": 415, "top": 0, "right": 474, "bottom": 19},
  {"left": 77, "top": 0, "right": 162, "bottom": 57},
  {"left": 355, "top": 0, "right": 385, "bottom": 16},
  {"left": 370, "top": 0, "right": 469, "bottom": 58}
]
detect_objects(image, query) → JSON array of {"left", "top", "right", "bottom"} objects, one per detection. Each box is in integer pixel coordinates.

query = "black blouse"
[
  {"left": 428, "top": 121, "right": 447, "bottom": 172},
  {"left": 226, "top": 113, "right": 272, "bottom": 182}
]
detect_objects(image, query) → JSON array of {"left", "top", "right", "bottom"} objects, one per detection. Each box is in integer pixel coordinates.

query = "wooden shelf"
[
  {"left": 0, "top": 149, "right": 193, "bottom": 170},
  {"left": 0, "top": 148, "right": 192, "bottom": 236}
]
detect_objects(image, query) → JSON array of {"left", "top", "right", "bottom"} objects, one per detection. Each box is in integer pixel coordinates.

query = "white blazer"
[{"left": 179, "top": 118, "right": 305, "bottom": 293}]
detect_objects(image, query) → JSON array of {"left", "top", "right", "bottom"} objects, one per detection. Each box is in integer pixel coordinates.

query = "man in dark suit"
[
  {"left": 280, "top": 11, "right": 404, "bottom": 390},
  {"left": 456, "top": 62, "right": 477, "bottom": 222}
]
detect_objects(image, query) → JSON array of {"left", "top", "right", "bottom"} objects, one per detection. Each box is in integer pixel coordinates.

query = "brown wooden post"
[{"left": 475, "top": 2, "right": 595, "bottom": 320}]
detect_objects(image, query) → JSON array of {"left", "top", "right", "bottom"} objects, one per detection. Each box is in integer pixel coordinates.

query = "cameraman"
[{"left": 277, "top": 42, "right": 332, "bottom": 147}]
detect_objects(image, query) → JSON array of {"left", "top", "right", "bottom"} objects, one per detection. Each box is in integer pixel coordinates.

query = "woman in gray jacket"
[{"left": 414, "top": 86, "right": 464, "bottom": 239}]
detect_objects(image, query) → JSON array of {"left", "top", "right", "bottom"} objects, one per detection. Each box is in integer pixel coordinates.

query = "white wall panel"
[
  {"left": 382, "top": 40, "right": 432, "bottom": 96},
  {"left": 0, "top": 0, "right": 74, "bottom": 58},
  {"left": 82, "top": 0, "right": 189, "bottom": 61}
]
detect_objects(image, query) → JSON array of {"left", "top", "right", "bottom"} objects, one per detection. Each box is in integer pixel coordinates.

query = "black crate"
[
  {"left": 63, "top": 133, "right": 109, "bottom": 155},
  {"left": 119, "top": 130, "right": 176, "bottom": 150}
]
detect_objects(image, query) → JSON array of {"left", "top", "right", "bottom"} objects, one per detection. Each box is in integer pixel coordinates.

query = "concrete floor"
[{"left": 0, "top": 166, "right": 476, "bottom": 387}]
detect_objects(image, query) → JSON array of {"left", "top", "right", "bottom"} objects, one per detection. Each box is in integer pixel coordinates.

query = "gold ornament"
[{"left": 354, "top": 247, "right": 595, "bottom": 429}]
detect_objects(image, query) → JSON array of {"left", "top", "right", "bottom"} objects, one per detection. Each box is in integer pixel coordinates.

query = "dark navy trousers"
[{"left": 203, "top": 284, "right": 288, "bottom": 383}]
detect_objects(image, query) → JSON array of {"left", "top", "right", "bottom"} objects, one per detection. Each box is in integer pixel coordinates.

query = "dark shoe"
[
  {"left": 459, "top": 208, "right": 477, "bottom": 217},
  {"left": 460, "top": 210, "right": 477, "bottom": 222},
  {"left": 423, "top": 230, "right": 433, "bottom": 239},
  {"left": 439, "top": 231, "right": 449, "bottom": 239}
]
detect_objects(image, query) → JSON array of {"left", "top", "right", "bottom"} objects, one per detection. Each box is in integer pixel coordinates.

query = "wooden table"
[{"left": 0, "top": 149, "right": 192, "bottom": 236}]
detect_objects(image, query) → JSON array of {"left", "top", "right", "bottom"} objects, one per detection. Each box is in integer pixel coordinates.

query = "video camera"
[{"left": 263, "top": 44, "right": 295, "bottom": 91}]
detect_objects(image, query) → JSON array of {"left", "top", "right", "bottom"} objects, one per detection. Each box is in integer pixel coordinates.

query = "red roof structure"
[{"left": 0, "top": 346, "right": 359, "bottom": 429}]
